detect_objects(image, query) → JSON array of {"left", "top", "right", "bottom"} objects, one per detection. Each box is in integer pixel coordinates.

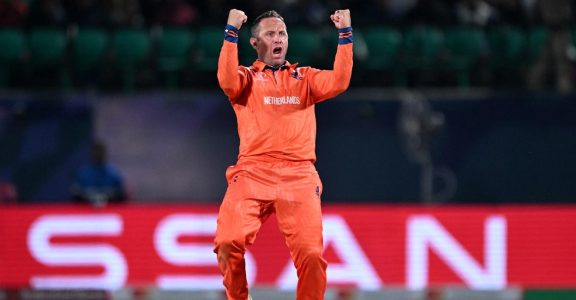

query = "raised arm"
[
  {"left": 308, "top": 9, "right": 353, "bottom": 103},
  {"left": 217, "top": 9, "right": 249, "bottom": 101}
]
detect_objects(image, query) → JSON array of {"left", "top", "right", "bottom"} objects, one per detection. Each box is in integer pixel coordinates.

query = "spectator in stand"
[
  {"left": 65, "top": 0, "right": 112, "bottom": 27},
  {"left": 71, "top": 141, "right": 127, "bottom": 207},
  {"left": 196, "top": 0, "right": 232, "bottom": 25},
  {"left": 455, "top": 0, "right": 498, "bottom": 27},
  {"left": 404, "top": 0, "right": 455, "bottom": 26},
  {"left": 283, "top": 0, "right": 329, "bottom": 26},
  {"left": 26, "top": 0, "right": 68, "bottom": 27},
  {"left": 526, "top": 0, "right": 575, "bottom": 93},
  {"left": 109, "top": 0, "right": 144, "bottom": 27},
  {"left": 154, "top": 0, "right": 199, "bottom": 27},
  {"left": 0, "top": 0, "right": 28, "bottom": 26},
  {"left": 0, "top": 179, "right": 17, "bottom": 204},
  {"left": 486, "top": 0, "right": 529, "bottom": 26},
  {"left": 348, "top": 0, "right": 417, "bottom": 26}
]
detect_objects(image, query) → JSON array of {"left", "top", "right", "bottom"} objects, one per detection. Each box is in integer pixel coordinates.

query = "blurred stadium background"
[{"left": 1, "top": 0, "right": 576, "bottom": 299}]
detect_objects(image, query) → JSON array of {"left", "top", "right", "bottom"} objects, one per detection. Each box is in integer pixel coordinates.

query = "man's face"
[{"left": 250, "top": 17, "right": 288, "bottom": 66}]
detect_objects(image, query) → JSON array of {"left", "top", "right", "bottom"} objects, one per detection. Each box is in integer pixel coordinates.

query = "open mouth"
[{"left": 273, "top": 47, "right": 282, "bottom": 55}]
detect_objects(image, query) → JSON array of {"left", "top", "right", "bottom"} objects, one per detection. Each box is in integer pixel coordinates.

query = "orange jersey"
[{"left": 217, "top": 40, "right": 353, "bottom": 162}]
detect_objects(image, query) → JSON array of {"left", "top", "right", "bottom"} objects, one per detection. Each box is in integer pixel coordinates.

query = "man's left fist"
[{"left": 330, "top": 9, "right": 351, "bottom": 29}]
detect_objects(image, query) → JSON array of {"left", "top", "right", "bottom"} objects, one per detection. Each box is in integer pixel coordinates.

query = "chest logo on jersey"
[
  {"left": 263, "top": 96, "right": 301, "bottom": 105},
  {"left": 290, "top": 70, "right": 303, "bottom": 80}
]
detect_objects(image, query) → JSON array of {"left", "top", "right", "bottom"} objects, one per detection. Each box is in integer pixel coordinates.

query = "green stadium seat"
[
  {"left": 363, "top": 27, "right": 402, "bottom": 70},
  {"left": 72, "top": 28, "right": 109, "bottom": 72},
  {"left": 70, "top": 28, "right": 109, "bottom": 89},
  {"left": 111, "top": 28, "right": 150, "bottom": 92},
  {"left": 487, "top": 26, "right": 526, "bottom": 70},
  {"left": 443, "top": 27, "right": 487, "bottom": 87},
  {"left": 156, "top": 27, "right": 194, "bottom": 89},
  {"left": 573, "top": 26, "right": 576, "bottom": 47},
  {"left": 486, "top": 25, "right": 526, "bottom": 86},
  {"left": 398, "top": 26, "right": 445, "bottom": 86},
  {"left": 29, "top": 28, "right": 67, "bottom": 67},
  {"left": 238, "top": 27, "right": 256, "bottom": 66},
  {"left": 526, "top": 26, "right": 548, "bottom": 63},
  {"left": 286, "top": 27, "right": 322, "bottom": 66},
  {"left": 361, "top": 27, "right": 402, "bottom": 85},
  {"left": 28, "top": 27, "right": 69, "bottom": 89},
  {"left": 0, "top": 29, "right": 25, "bottom": 88},
  {"left": 195, "top": 26, "right": 224, "bottom": 71},
  {"left": 316, "top": 27, "right": 338, "bottom": 69}
]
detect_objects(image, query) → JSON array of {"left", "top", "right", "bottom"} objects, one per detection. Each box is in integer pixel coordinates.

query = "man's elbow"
[
  {"left": 334, "top": 76, "right": 351, "bottom": 94},
  {"left": 216, "top": 70, "right": 226, "bottom": 87},
  {"left": 332, "top": 63, "right": 353, "bottom": 94},
  {"left": 217, "top": 73, "right": 234, "bottom": 96}
]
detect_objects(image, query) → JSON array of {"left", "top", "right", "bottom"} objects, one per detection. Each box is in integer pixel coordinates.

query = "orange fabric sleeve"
[
  {"left": 307, "top": 43, "right": 353, "bottom": 103},
  {"left": 217, "top": 40, "right": 250, "bottom": 102}
]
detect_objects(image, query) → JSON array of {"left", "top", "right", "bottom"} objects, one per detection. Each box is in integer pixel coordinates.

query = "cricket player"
[{"left": 214, "top": 8, "right": 353, "bottom": 300}]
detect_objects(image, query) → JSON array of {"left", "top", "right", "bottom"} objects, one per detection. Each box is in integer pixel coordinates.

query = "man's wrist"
[
  {"left": 338, "top": 27, "right": 353, "bottom": 45},
  {"left": 224, "top": 24, "right": 239, "bottom": 43}
]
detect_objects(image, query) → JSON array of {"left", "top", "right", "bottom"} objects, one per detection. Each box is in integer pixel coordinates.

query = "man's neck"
[{"left": 265, "top": 63, "right": 286, "bottom": 71}]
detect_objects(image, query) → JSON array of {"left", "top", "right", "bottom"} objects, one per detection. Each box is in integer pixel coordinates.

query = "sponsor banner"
[{"left": 1, "top": 204, "right": 575, "bottom": 290}]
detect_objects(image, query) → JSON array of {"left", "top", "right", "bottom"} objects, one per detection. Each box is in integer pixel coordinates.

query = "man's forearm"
[
  {"left": 331, "top": 10, "right": 353, "bottom": 91},
  {"left": 217, "top": 25, "right": 243, "bottom": 98}
]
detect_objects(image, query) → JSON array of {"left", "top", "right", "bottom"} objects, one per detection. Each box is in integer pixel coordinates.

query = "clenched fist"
[
  {"left": 330, "top": 9, "right": 351, "bottom": 29},
  {"left": 227, "top": 9, "right": 248, "bottom": 29}
]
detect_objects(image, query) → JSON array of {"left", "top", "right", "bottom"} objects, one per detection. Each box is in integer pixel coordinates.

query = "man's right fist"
[{"left": 227, "top": 9, "right": 248, "bottom": 29}]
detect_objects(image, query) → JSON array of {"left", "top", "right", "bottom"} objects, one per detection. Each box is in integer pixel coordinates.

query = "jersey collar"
[{"left": 252, "top": 60, "right": 298, "bottom": 72}]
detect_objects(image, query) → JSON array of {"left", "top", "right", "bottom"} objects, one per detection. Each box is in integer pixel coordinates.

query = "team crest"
[{"left": 290, "top": 70, "right": 303, "bottom": 80}]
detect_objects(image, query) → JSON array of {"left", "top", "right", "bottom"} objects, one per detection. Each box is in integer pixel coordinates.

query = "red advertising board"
[{"left": 1, "top": 204, "right": 575, "bottom": 290}]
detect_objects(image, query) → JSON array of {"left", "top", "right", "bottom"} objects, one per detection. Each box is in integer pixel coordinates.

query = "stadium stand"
[
  {"left": 397, "top": 26, "right": 445, "bottom": 87},
  {"left": 27, "top": 27, "right": 69, "bottom": 89},
  {"left": 195, "top": 26, "right": 224, "bottom": 72},
  {"left": 110, "top": 28, "right": 151, "bottom": 92},
  {"left": 0, "top": 28, "right": 24, "bottom": 88},
  {"left": 70, "top": 27, "right": 109, "bottom": 89},
  {"left": 486, "top": 25, "right": 527, "bottom": 86},
  {"left": 443, "top": 26, "right": 487, "bottom": 88},
  {"left": 361, "top": 26, "right": 403, "bottom": 85},
  {"left": 156, "top": 27, "right": 195, "bottom": 89},
  {"left": 0, "top": 23, "right": 571, "bottom": 91},
  {"left": 526, "top": 26, "right": 549, "bottom": 63},
  {"left": 284, "top": 27, "right": 323, "bottom": 66}
]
